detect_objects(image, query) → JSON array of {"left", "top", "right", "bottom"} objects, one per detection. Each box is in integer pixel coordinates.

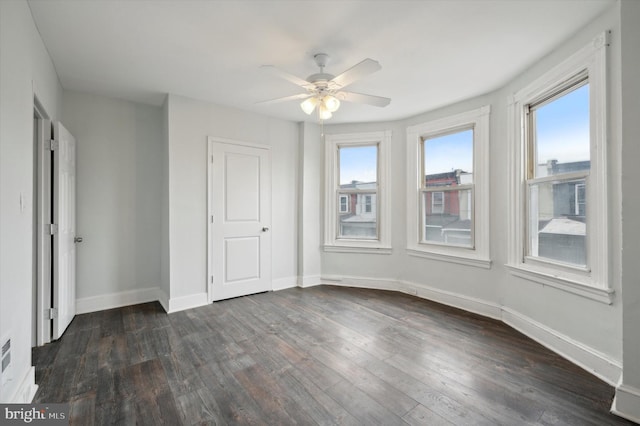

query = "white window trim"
[
  {"left": 406, "top": 105, "right": 491, "bottom": 268},
  {"left": 506, "top": 32, "right": 612, "bottom": 303},
  {"left": 324, "top": 130, "right": 392, "bottom": 254}
]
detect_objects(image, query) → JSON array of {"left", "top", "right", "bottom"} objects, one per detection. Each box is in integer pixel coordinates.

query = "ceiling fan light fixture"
[
  {"left": 300, "top": 97, "right": 318, "bottom": 115},
  {"left": 318, "top": 104, "right": 332, "bottom": 120},
  {"left": 323, "top": 95, "right": 340, "bottom": 113}
]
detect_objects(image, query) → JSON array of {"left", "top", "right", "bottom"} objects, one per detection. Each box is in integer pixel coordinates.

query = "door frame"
[
  {"left": 206, "top": 136, "right": 272, "bottom": 303},
  {"left": 33, "top": 95, "right": 52, "bottom": 347}
]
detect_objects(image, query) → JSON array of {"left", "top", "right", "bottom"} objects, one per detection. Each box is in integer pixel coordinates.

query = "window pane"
[
  {"left": 339, "top": 195, "right": 349, "bottom": 213},
  {"left": 422, "top": 189, "right": 472, "bottom": 247},
  {"left": 528, "top": 178, "right": 587, "bottom": 267},
  {"left": 339, "top": 191, "right": 377, "bottom": 238},
  {"left": 424, "top": 129, "right": 473, "bottom": 189},
  {"left": 534, "top": 84, "right": 590, "bottom": 177},
  {"left": 339, "top": 145, "right": 377, "bottom": 185}
]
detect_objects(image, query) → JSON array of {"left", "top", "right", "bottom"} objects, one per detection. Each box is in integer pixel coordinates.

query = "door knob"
[
  {"left": 262, "top": 227, "right": 269, "bottom": 232},
  {"left": 74, "top": 236, "right": 83, "bottom": 243}
]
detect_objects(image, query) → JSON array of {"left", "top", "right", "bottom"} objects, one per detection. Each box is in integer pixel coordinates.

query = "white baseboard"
[
  {"left": 272, "top": 276, "right": 298, "bottom": 291},
  {"left": 502, "top": 307, "right": 621, "bottom": 386},
  {"left": 320, "top": 275, "right": 501, "bottom": 320},
  {"left": 167, "top": 292, "right": 208, "bottom": 313},
  {"left": 612, "top": 384, "right": 640, "bottom": 423},
  {"left": 400, "top": 279, "right": 502, "bottom": 320},
  {"left": 298, "top": 275, "right": 322, "bottom": 288},
  {"left": 322, "top": 275, "right": 397, "bottom": 292},
  {"left": 7, "top": 366, "right": 37, "bottom": 403},
  {"left": 76, "top": 287, "right": 162, "bottom": 314},
  {"left": 157, "top": 289, "right": 170, "bottom": 313}
]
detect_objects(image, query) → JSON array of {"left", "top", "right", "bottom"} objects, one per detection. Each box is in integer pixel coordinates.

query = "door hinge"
[
  {"left": 48, "top": 139, "right": 58, "bottom": 151},
  {"left": 47, "top": 308, "right": 58, "bottom": 320},
  {"left": 49, "top": 224, "right": 58, "bottom": 235},
  {"left": 210, "top": 276, "right": 214, "bottom": 284}
]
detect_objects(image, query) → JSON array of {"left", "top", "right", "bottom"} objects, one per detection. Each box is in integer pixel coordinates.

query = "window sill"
[
  {"left": 406, "top": 248, "right": 492, "bottom": 269},
  {"left": 505, "top": 263, "right": 614, "bottom": 304},
  {"left": 324, "top": 244, "right": 392, "bottom": 255}
]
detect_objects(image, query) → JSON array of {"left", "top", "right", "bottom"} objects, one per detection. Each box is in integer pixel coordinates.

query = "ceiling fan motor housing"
[{"left": 313, "top": 53, "right": 329, "bottom": 68}]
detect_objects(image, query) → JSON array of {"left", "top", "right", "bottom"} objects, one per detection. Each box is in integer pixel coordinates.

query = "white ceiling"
[{"left": 28, "top": 0, "right": 614, "bottom": 124}]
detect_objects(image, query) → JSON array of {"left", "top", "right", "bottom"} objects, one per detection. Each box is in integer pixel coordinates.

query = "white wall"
[
  {"left": 0, "top": 0, "right": 63, "bottom": 402},
  {"left": 315, "top": 2, "right": 624, "bottom": 387},
  {"left": 160, "top": 97, "right": 170, "bottom": 306},
  {"left": 166, "top": 95, "right": 299, "bottom": 306},
  {"left": 297, "top": 122, "right": 322, "bottom": 286},
  {"left": 61, "top": 91, "right": 163, "bottom": 311},
  {"left": 615, "top": 0, "right": 640, "bottom": 421}
]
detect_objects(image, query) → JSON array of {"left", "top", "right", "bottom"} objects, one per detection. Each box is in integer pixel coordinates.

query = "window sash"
[
  {"left": 422, "top": 184, "right": 474, "bottom": 193},
  {"left": 524, "top": 78, "right": 591, "bottom": 271},
  {"left": 336, "top": 190, "right": 378, "bottom": 240},
  {"left": 527, "top": 171, "right": 589, "bottom": 186},
  {"left": 420, "top": 187, "right": 475, "bottom": 248},
  {"left": 419, "top": 128, "right": 476, "bottom": 247},
  {"left": 525, "top": 175, "right": 589, "bottom": 270},
  {"left": 529, "top": 74, "right": 588, "bottom": 110}
]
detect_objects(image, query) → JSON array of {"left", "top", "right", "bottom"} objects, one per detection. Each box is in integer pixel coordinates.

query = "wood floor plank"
[
  {"left": 69, "top": 392, "right": 96, "bottom": 426},
  {"left": 32, "top": 287, "right": 633, "bottom": 426},
  {"left": 196, "top": 361, "right": 269, "bottom": 425},
  {"left": 402, "top": 403, "right": 455, "bottom": 426},
  {"left": 305, "top": 342, "right": 419, "bottom": 417},
  {"left": 324, "top": 379, "right": 408, "bottom": 425},
  {"left": 175, "top": 387, "right": 224, "bottom": 425}
]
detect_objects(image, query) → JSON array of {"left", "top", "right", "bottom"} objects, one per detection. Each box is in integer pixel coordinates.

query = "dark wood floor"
[{"left": 33, "top": 286, "right": 633, "bottom": 425}]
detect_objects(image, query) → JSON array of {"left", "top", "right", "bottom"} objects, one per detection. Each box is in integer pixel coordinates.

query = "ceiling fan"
[{"left": 259, "top": 53, "right": 391, "bottom": 120}]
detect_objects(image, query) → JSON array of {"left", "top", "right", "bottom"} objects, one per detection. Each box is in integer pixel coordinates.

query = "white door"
[
  {"left": 209, "top": 140, "right": 272, "bottom": 301},
  {"left": 52, "top": 122, "right": 76, "bottom": 339}
]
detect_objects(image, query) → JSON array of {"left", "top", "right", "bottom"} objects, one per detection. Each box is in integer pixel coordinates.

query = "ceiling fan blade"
[
  {"left": 336, "top": 91, "right": 391, "bottom": 107},
  {"left": 331, "top": 59, "right": 382, "bottom": 89},
  {"left": 261, "top": 65, "right": 314, "bottom": 89},
  {"left": 255, "top": 92, "right": 312, "bottom": 105}
]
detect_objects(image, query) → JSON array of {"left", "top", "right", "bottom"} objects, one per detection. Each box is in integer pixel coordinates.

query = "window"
[
  {"left": 406, "top": 106, "right": 491, "bottom": 268},
  {"left": 325, "top": 131, "right": 391, "bottom": 253},
  {"left": 526, "top": 82, "right": 590, "bottom": 267},
  {"left": 422, "top": 129, "right": 473, "bottom": 247},
  {"left": 507, "top": 32, "right": 610, "bottom": 302},
  {"left": 339, "top": 195, "right": 349, "bottom": 213},
  {"left": 338, "top": 145, "right": 378, "bottom": 239}
]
